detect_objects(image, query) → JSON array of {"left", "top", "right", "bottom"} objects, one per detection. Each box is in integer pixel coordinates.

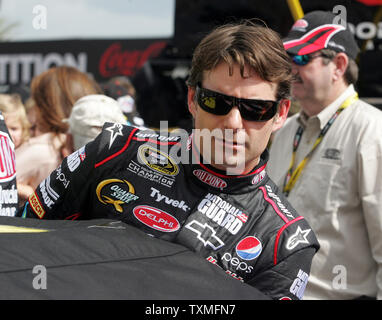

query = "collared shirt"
[{"left": 268, "top": 84, "right": 382, "bottom": 299}]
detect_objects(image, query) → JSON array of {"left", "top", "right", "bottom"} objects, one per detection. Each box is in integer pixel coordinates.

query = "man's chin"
[{"left": 210, "top": 157, "right": 247, "bottom": 175}]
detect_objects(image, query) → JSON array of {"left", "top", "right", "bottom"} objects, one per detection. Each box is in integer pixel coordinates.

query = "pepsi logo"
[
  {"left": 133, "top": 205, "right": 180, "bottom": 232},
  {"left": 235, "top": 236, "right": 262, "bottom": 260},
  {"left": 193, "top": 169, "right": 227, "bottom": 189}
]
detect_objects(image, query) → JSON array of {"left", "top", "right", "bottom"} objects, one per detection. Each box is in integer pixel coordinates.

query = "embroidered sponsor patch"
[
  {"left": 235, "top": 236, "right": 262, "bottom": 260},
  {"left": 133, "top": 205, "right": 180, "bottom": 232},
  {"left": 286, "top": 226, "right": 311, "bottom": 250},
  {"left": 96, "top": 178, "right": 139, "bottom": 213},
  {"left": 197, "top": 193, "right": 247, "bottom": 235},
  {"left": 138, "top": 145, "right": 179, "bottom": 176},
  {"left": 29, "top": 192, "right": 45, "bottom": 219},
  {"left": 193, "top": 169, "right": 227, "bottom": 189},
  {"left": 323, "top": 148, "right": 341, "bottom": 160}
]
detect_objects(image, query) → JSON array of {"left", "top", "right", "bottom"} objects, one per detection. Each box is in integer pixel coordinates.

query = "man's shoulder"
[
  {"left": 259, "top": 179, "right": 300, "bottom": 222},
  {"left": 258, "top": 179, "right": 320, "bottom": 259},
  {"left": 94, "top": 123, "right": 186, "bottom": 168},
  {"left": 344, "top": 99, "right": 382, "bottom": 138},
  {"left": 99, "top": 123, "right": 185, "bottom": 148},
  {"left": 272, "top": 113, "right": 300, "bottom": 142},
  {"left": 354, "top": 99, "right": 382, "bottom": 120}
]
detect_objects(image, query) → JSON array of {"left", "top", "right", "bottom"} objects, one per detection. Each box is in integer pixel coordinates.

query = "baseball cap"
[
  {"left": 283, "top": 11, "right": 360, "bottom": 60},
  {"left": 68, "top": 94, "right": 127, "bottom": 150}
]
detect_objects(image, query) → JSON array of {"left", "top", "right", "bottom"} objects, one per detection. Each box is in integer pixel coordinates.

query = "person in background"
[
  {"left": 15, "top": 66, "right": 102, "bottom": 205},
  {"left": 0, "top": 94, "right": 33, "bottom": 205},
  {"left": 267, "top": 11, "right": 382, "bottom": 299},
  {"left": 101, "top": 76, "right": 145, "bottom": 128},
  {"left": 0, "top": 94, "right": 30, "bottom": 149},
  {"left": 65, "top": 94, "right": 127, "bottom": 153}
]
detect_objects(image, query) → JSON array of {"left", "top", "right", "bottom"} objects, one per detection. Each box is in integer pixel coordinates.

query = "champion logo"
[
  {"left": 193, "top": 169, "right": 227, "bottom": 189},
  {"left": 235, "top": 236, "right": 262, "bottom": 260}
]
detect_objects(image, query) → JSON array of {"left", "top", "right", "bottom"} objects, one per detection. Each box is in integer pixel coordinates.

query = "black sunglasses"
[
  {"left": 195, "top": 84, "right": 279, "bottom": 122},
  {"left": 290, "top": 53, "right": 331, "bottom": 66}
]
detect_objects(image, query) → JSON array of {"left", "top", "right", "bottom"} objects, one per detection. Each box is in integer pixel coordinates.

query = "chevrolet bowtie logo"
[{"left": 185, "top": 220, "right": 224, "bottom": 250}]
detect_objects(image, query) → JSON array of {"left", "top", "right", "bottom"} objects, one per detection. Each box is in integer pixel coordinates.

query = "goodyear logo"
[
  {"left": 96, "top": 179, "right": 139, "bottom": 213},
  {"left": 138, "top": 145, "right": 179, "bottom": 177},
  {"left": 29, "top": 192, "right": 45, "bottom": 219}
]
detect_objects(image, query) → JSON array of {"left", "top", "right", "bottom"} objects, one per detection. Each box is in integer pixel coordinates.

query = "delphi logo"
[{"left": 133, "top": 205, "right": 180, "bottom": 232}]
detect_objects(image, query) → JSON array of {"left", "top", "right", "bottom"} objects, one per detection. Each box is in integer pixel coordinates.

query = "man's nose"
[{"left": 223, "top": 106, "right": 244, "bottom": 129}]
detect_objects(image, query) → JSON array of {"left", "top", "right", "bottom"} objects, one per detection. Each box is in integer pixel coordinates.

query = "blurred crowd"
[{"left": 0, "top": 66, "right": 146, "bottom": 206}]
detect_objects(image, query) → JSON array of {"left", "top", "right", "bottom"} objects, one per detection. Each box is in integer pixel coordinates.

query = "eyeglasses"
[
  {"left": 290, "top": 53, "right": 330, "bottom": 66},
  {"left": 195, "top": 84, "right": 279, "bottom": 122}
]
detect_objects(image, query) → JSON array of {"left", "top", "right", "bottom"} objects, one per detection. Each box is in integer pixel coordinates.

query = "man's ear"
[
  {"left": 272, "top": 99, "right": 291, "bottom": 133},
  {"left": 332, "top": 52, "right": 348, "bottom": 81},
  {"left": 187, "top": 86, "right": 197, "bottom": 117}
]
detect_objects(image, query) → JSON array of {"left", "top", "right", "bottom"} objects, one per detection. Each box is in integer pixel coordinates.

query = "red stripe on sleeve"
[{"left": 94, "top": 127, "right": 138, "bottom": 168}]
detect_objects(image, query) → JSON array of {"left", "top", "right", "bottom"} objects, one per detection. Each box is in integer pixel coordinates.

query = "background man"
[{"left": 268, "top": 11, "right": 382, "bottom": 299}]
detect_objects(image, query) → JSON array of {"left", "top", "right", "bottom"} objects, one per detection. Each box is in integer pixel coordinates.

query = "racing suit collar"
[{"left": 186, "top": 133, "right": 269, "bottom": 193}]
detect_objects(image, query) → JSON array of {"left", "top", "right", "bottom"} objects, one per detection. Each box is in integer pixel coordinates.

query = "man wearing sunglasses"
[
  {"left": 17, "top": 21, "right": 319, "bottom": 300},
  {"left": 268, "top": 11, "right": 382, "bottom": 300}
]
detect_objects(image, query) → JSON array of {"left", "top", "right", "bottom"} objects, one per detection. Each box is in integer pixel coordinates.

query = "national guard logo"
[
  {"left": 138, "top": 145, "right": 179, "bottom": 176},
  {"left": 96, "top": 179, "right": 139, "bottom": 213}
]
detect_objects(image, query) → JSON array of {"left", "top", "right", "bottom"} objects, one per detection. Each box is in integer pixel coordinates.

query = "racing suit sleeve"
[
  {"left": 16, "top": 131, "right": 103, "bottom": 220},
  {"left": 248, "top": 247, "right": 316, "bottom": 300}
]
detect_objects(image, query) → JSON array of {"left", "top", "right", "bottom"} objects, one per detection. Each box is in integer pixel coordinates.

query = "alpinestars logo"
[
  {"left": 106, "top": 123, "right": 123, "bottom": 148},
  {"left": 286, "top": 226, "right": 311, "bottom": 250},
  {"left": 185, "top": 220, "right": 224, "bottom": 250}
]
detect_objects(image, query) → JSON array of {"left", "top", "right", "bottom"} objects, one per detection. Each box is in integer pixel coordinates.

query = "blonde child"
[
  {"left": 0, "top": 93, "right": 34, "bottom": 204},
  {"left": 0, "top": 94, "right": 30, "bottom": 149}
]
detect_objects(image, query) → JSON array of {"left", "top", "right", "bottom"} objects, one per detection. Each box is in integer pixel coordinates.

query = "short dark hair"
[{"left": 187, "top": 21, "right": 292, "bottom": 100}]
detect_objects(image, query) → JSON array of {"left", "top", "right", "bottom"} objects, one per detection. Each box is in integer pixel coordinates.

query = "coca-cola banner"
[{"left": 0, "top": 38, "right": 168, "bottom": 86}]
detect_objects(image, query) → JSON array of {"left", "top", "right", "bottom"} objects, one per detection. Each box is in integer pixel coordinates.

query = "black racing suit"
[{"left": 18, "top": 123, "right": 320, "bottom": 300}]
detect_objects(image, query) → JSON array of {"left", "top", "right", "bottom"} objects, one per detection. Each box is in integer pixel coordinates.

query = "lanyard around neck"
[{"left": 282, "top": 92, "right": 359, "bottom": 196}]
